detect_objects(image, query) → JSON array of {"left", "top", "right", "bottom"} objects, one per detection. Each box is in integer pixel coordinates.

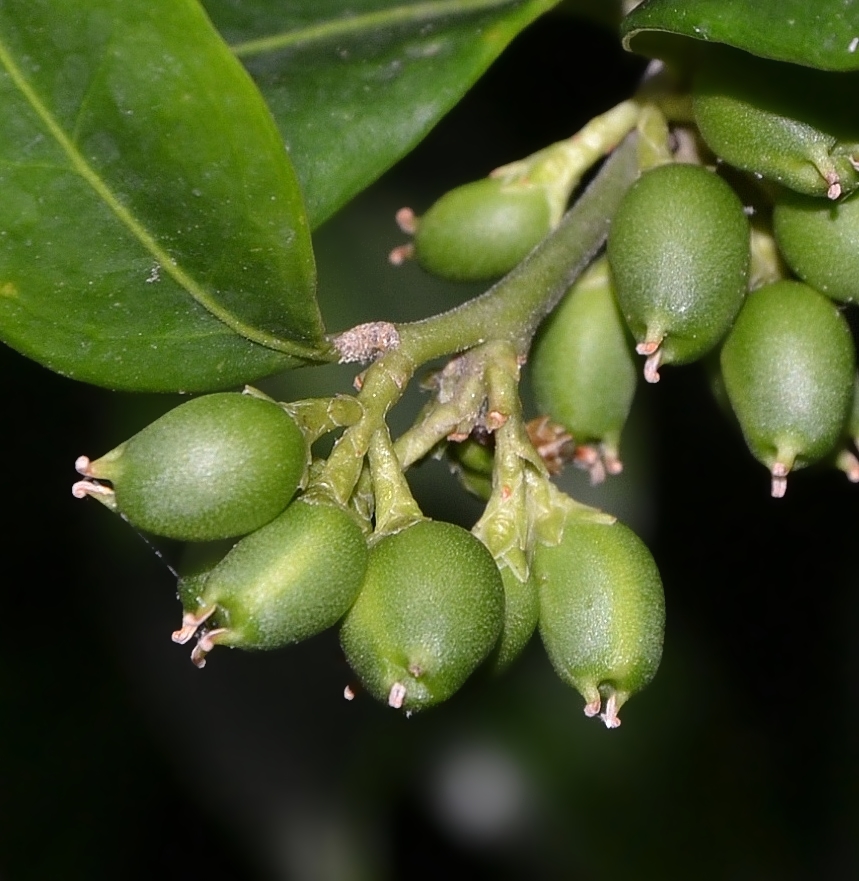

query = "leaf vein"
[
  {"left": 230, "top": 0, "right": 529, "bottom": 57},
  {"left": 0, "top": 32, "right": 321, "bottom": 360}
]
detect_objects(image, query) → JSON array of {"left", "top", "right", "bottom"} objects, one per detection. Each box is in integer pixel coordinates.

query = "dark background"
[{"left": 2, "top": 6, "right": 857, "bottom": 879}]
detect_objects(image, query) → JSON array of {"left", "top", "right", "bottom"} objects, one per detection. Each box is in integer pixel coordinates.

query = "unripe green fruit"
[
  {"left": 535, "top": 516, "right": 664, "bottom": 728},
  {"left": 450, "top": 435, "right": 494, "bottom": 476},
  {"left": 607, "top": 162, "right": 749, "bottom": 382},
  {"left": 773, "top": 189, "right": 859, "bottom": 303},
  {"left": 703, "top": 351, "right": 737, "bottom": 428},
  {"left": 176, "top": 538, "right": 235, "bottom": 613},
  {"left": 78, "top": 393, "right": 307, "bottom": 541},
  {"left": 530, "top": 257, "right": 636, "bottom": 468},
  {"left": 340, "top": 520, "right": 504, "bottom": 712},
  {"left": 413, "top": 178, "right": 554, "bottom": 282},
  {"left": 447, "top": 436, "right": 495, "bottom": 501},
  {"left": 489, "top": 565, "right": 539, "bottom": 674},
  {"left": 720, "top": 280, "right": 855, "bottom": 496},
  {"left": 693, "top": 47, "right": 859, "bottom": 199},
  {"left": 174, "top": 498, "right": 368, "bottom": 665}
]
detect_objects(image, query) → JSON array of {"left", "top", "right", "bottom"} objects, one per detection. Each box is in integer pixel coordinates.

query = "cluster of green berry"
[
  {"left": 403, "top": 45, "right": 859, "bottom": 499},
  {"left": 73, "top": 392, "right": 367, "bottom": 666},
  {"left": 71, "top": 37, "right": 859, "bottom": 729},
  {"left": 72, "top": 386, "right": 663, "bottom": 726}
]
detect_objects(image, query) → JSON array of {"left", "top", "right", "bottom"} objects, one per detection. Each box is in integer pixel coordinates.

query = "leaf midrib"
[
  {"left": 230, "top": 0, "right": 543, "bottom": 57},
  {"left": 0, "top": 34, "right": 320, "bottom": 360}
]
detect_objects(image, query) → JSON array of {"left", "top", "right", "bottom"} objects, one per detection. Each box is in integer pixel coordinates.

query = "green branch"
[
  {"left": 395, "top": 133, "right": 639, "bottom": 364},
  {"left": 318, "top": 136, "right": 639, "bottom": 508}
]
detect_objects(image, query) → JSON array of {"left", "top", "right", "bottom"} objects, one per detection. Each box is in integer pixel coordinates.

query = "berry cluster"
[
  {"left": 73, "top": 380, "right": 663, "bottom": 726},
  {"left": 402, "top": 43, "right": 859, "bottom": 498},
  {"left": 72, "top": 34, "right": 859, "bottom": 728}
]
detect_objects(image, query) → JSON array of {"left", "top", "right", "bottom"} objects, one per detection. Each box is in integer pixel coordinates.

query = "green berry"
[
  {"left": 74, "top": 393, "right": 307, "bottom": 541},
  {"left": 703, "top": 350, "right": 737, "bottom": 427},
  {"left": 175, "top": 538, "right": 235, "bottom": 614},
  {"left": 489, "top": 565, "right": 539, "bottom": 674},
  {"left": 607, "top": 162, "right": 749, "bottom": 382},
  {"left": 530, "top": 256, "right": 636, "bottom": 477},
  {"left": 173, "top": 498, "right": 368, "bottom": 666},
  {"left": 412, "top": 178, "right": 554, "bottom": 282},
  {"left": 773, "top": 189, "right": 859, "bottom": 303},
  {"left": 535, "top": 514, "right": 664, "bottom": 728},
  {"left": 720, "top": 280, "right": 856, "bottom": 496},
  {"left": 340, "top": 520, "right": 504, "bottom": 712},
  {"left": 450, "top": 435, "right": 494, "bottom": 476},
  {"left": 693, "top": 47, "right": 859, "bottom": 199},
  {"left": 447, "top": 436, "right": 495, "bottom": 501}
]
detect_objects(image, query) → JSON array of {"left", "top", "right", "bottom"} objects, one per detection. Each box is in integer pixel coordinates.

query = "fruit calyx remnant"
[
  {"left": 72, "top": 457, "right": 118, "bottom": 509},
  {"left": 635, "top": 339, "right": 663, "bottom": 384},
  {"left": 171, "top": 606, "right": 226, "bottom": 668},
  {"left": 189, "top": 628, "right": 228, "bottom": 668},
  {"left": 584, "top": 687, "right": 625, "bottom": 729},
  {"left": 171, "top": 605, "right": 217, "bottom": 645},
  {"left": 770, "top": 461, "right": 790, "bottom": 498},
  {"left": 526, "top": 416, "right": 623, "bottom": 484},
  {"left": 388, "top": 682, "right": 407, "bottom": 709}
]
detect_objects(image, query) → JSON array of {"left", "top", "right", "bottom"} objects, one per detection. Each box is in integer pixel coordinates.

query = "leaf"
[
  {"left": 622, "top": 0, "right": 859, "bottom": 71},
  {"left": 0, "top": 0, "right": 330, "bottom": 393},
  {"left": 203, "top": 0, "right": 560, "bottom": 228}
]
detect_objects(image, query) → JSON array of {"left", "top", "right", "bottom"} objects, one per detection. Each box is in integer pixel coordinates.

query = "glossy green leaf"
[
  {"left": 622, "top": 0, "right": 859, "bottom": 71},
  {"left": 204, "top": 0, "right": 560, "bottom": 228},
  {"left": 0, "top": 0, "right": 330, "bottom": 392}
]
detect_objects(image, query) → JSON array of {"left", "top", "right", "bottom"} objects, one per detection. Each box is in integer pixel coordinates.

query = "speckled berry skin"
[
  {"left": 489, "top": 565, "right": 539, "bottom": 675},
  {"left": 414, "top": 178, "right": 553, "bottom": 282},
  {"left": 773, "top": 189, "right": 859, "bottom": 303},
  {"left": 187, "top": 498, "right": 368, "bottom": 651},
  {"left": 85, "top": 392, "right": 307, "bottom": 541},
  {"left": 693, "top": 47, "right": 859, "bottom": 199},
  {"left": 176, "top": 538, "right": 235, "bottom": 614},
  {"left": 531, "top": 257, "right": 636, "bottom": 452},
  {"left": 535, "top": 516, "right": 664, "bottom": 727},
  {"left": 720, "top": 280, "right": 855, "bottom": 489},
  {"left": 340, "top": 520, "right": 504, "bottom": 712},
  {"left": 607, "top": 162, "right": 749, "bottom": 371}
]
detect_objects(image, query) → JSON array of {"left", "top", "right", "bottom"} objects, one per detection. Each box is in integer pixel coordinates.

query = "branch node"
[{"left": 334, "top": 322, "right": 401, "bottom": 364}]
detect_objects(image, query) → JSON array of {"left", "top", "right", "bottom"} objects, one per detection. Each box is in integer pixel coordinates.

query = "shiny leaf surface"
[
  {"left": 205, "top": 0, "right": 560, "bottom": 227},
  {"left": 0, "top": 0, "right": 328, "bottom": 391},
  {"left": 622, "top": 0, "right": 859, "bottom": 71}
]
